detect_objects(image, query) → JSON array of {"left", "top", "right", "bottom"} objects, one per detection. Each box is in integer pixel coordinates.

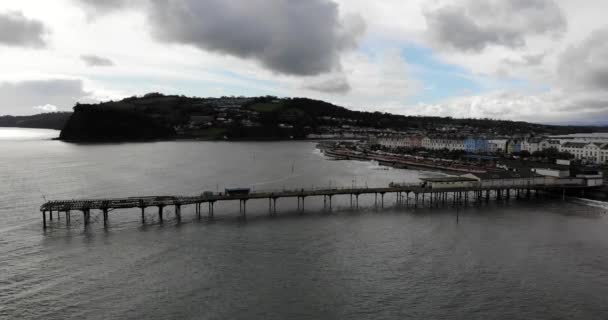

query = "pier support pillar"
[
  {"left": 103, "top": 208, "right": 108, "bottom": 227},
  {"left": 273, "top": 198, "right": 278, "bottom": 215},
  {"left": 209, "top": 202, "right": 215, "bottom": 219},
  {"left": 42, "top": 211, "right": 47, "bottom": 229},
  {"left": 329, "top": 195, "right": 333, "bottom": 211},
  {"left": 562, "top": 188, "right": 566, "bottom": 200},
  {"left": 381, "top": 193, "right": 385, "bottom": 208},
  {"left": 66, "top": 210, "right": 71, "bottom": 225},
  {"left": 355, "top": 194, "right": 359, "bottom": 209},
  {"left": 140, "top": 207, "right": 145, "bottom": 223},
  {"left": 175, "top": 204, "right": 181, "bottom": 221},
  {"left": 158, "top": 206, "right": 164, "bottom": 223},
  {"left": 49, "top": 209, "right": 53, "bottom": 221},
  {"left": 374, "top": 193, "right": 377, "bottom": 208}
]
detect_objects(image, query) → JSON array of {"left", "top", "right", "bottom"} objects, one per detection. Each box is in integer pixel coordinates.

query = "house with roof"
[
  {"left": 464, "top": 137, "right": 489, "bottom": 153},
  {"left": 559, "top": 142, "right": 606, "bottom": 163}
]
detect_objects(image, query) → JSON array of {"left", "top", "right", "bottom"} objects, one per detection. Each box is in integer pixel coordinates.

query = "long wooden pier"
[{"left": 39, "top": 182, "right": 592, "bottom": 229}]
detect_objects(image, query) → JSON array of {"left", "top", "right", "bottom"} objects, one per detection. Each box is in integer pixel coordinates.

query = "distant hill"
[
  {"left": 0, "top": 112, "right": 72, "bottom": 130},
  {"left": 45, "top": 93, "right": 608, "bottom": 141}
]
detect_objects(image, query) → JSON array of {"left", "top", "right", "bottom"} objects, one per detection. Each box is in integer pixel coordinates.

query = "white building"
[
  {"left": 559, "top": 142, "right": 607, "bottom": 163},
  {"left": 424, "top": 138, "right": 465, "bottom": 151},
  {"left": 539, "top": 139, "right": 561, "bottom": 151}
]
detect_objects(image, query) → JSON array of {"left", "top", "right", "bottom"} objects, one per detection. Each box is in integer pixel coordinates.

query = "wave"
[{"left": 570, "top": 197, "right": 608, "bottom": 211}]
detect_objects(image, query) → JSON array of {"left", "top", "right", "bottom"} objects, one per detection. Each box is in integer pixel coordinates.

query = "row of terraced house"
[{"left": 374, "top": 135, "right": 608, "bottom": 164}]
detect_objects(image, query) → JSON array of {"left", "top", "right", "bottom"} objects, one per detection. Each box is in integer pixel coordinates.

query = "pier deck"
[{"left": 39, "top": 182, "right": 592, "bottom": 229}]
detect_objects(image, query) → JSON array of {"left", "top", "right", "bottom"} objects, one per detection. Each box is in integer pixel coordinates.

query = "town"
[{"left": 318, "top": 132, "right": 608, "bottom": 199}]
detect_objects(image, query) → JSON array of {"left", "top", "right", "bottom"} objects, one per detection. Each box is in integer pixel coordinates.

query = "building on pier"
[
  {"left": 420, "top": 177, "right": 479, "bottom": 189},
  {"left": 462, "top": 171, "right": 545, "bottom": 188}
]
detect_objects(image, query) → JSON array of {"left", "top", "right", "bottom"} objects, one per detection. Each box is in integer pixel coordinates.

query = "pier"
[{"left": 39, "top": 180, "right": 595, "bottom": 229}]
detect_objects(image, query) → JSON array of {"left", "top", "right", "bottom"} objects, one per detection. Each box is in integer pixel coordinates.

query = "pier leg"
[
  {"left": 175, "top": 205, "right": 181, "bottom": 222},
  {"left": 350, "top": 194, "right": 353, "bottom": 209},
  {"left": 158, "top": 206, "right": 164, "bottom": 223},
  {"left": 374, "top": 193, "right": 377, "bottom": 208},
  {"left": 66, "top": 210, "right": 71, "bottom": 225},
  {"left": 209, "top": 202, "right": 215, "bottom": 219},
  {"left": 83, "top": 209, "right": 90, "bottom": 226},
  {"left": 301, "top": 197, "right": 305, "bottom": 212},
  {"left": 324, "top": 196, "right": 327, "bottom": 210},
  {"left": 562, "top": 188, "right": 566, "bottom": 200},
  {"left": 381, "top": 193, "right": 385, "bottom": 208},
  {"left": 273, "top": 198, "right": 277, "bottom": 215},
  {"left": 103, "top": 208, "right": 108, "bottom": 227},
  {"left": 42, "top": 211, "right": 47, "bottom": 229},
  {"left": 49, "top": 209, "right": 53, "bottom": 221},
  {"left": 329, "top": 196, "right": 332, "bottom": 211},
  {"left": 415, "top": 193, "right": 419, "bottom": 208},
  {"left": 242, "top": 200, "right": 247, "bottom": 218},
  {"left": 355, "top": 194, "right": 359, "bottom": 209},
  {"left": 141, "top": 207, "right": 145, "bottom": 223}
]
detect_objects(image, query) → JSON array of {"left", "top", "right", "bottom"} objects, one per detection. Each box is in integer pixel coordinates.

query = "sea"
[{"left": 1, "top": 127, "right": 607, "bottom": 320}]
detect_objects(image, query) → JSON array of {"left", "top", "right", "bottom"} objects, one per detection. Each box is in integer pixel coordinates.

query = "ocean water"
[{"left": 1, "top": 128, "right": 608, "bottom": 319}]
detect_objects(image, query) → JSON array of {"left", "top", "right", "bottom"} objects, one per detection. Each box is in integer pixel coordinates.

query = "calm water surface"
[{"left": 1, "top": 128, "right": 608, "bottom": 319}]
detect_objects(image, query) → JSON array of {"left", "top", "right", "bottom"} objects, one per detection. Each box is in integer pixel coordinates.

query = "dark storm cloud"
[
  {"left": 559, "top": 28, "right": 608, "bottom": 90},
  {"left": 81, "top": 54, "right": 115, "bottom": 67},
  {"left": 424, "top": 0, "right": 566, "bottom": 51},
  {"left": 0, "top": 79, "right": 91, "bottom": 115},
  {"left": 146, "top": 0, "right": 365, "bottom": 76},
  {"left": 304, "top": 76, "right": 351, "bottom": 94},
  {"left": 73, "top": 0, "right": 364, "bottom": 77},
  {"left": 0, "top": 11, "right": 48, "bottom": 48}
]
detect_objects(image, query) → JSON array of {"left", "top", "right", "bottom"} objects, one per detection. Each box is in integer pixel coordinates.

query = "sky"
[{"left": 0, "top": 0, "right": 607, "bottom": 124}]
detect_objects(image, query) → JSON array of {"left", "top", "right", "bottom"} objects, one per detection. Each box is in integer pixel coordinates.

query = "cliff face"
[{"left": 59, "top": 105, "right": 174, "bottom": 141}]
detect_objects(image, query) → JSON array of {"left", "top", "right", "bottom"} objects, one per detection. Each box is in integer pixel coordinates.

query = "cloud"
[
  {"left": 73, "top": 0, "right": 131, "bottom": 14},
  {"left": 558, "top": 27, "right": 608, "bottom": 91},
  {"left": 81, "top": 54, "right": 115, "bottom": 66},
  {"left": 423, "top": 0, "right": 566, "bottom": 52},
  {"left": 303, "top": 76, "right": 351, "bottom": 94},
  {"left": 409, "top": 89, "right": 608, "bottom": 124},
  {"left": 33, "top": 104, "right": 59, "bottom": 112},
  {"left": 0, "top": 11, "right": 48, "bottom": 48},
  {"left": 146, "top": 0, "right": 365, "bottom": 76},
  {"left": 0, "top": 79, "right": 93, "bottom": 115}
]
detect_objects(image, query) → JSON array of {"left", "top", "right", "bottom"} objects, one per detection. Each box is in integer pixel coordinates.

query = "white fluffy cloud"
[{"left": 33, "top": 104, "right": 59, "bottom": 112}]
